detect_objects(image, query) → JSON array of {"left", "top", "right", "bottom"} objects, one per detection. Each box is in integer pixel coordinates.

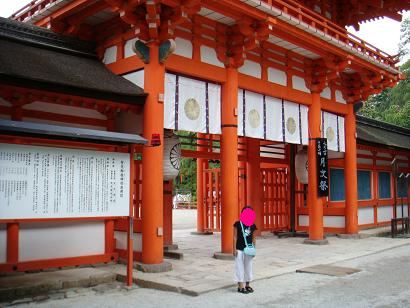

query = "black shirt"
[{"left": 234, "top": 221, "right": 257, "bottom": 251}]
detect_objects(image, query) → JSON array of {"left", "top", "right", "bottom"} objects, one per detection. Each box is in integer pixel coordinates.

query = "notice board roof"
[
  {"left": 0, "top": 119, "right": 147, "bottom": 145},
  {"left": 0, "top": 17, "right": 146, "bottom": 105}
]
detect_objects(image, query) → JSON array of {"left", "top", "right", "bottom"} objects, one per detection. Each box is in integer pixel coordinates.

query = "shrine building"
[{"left": 0, "top": 0, "right": 409, "bottom": 283}]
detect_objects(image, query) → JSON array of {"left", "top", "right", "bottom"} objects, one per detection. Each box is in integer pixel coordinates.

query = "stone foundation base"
[
  {"left": 163, "top": 244, "right": 179, "bottom": 251},
  {"left": 303, "top": 239, "right": 329, "bottom": 245},
  {"left": 134, "top": 261, "right": 172, "bottom": 273},
  {"left": 190, "top": 231, "right": 213, "bottom": 235},
  {"left": 337, "top": 233, "right": 369, "bottom": 239},
  {"left": 213, "top": 252, "right": 235, "bottom": 260}
]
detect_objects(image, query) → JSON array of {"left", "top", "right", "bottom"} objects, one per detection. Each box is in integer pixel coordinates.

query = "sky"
[{"left": 0, "top": 0, "right": 408, "bottom": 59}]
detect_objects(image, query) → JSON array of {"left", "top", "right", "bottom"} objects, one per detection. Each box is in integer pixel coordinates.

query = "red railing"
[
  {"left": 10, "top": 0, "right": 399, "bottom": 69},
  {"left": 10, "top": 0, "right": 62, "bottom": 22},
  {"left": 261, "top": 0, "right": 398, "bottom": 68}
]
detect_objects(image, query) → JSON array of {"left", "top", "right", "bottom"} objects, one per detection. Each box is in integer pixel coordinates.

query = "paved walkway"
[
  {"left": 116, "top": 228, "right": 410, "bottom": 295},
  {"left": 1, "top": 210, "right": 410, "bottom": 304}
]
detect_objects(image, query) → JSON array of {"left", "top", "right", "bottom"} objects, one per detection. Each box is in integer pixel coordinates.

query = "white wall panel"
[
  {"left": 358, "top": 207, "right": 374, "bottom": 225},
  {"left": 396, "top": 205, "right": 408, "bottom": 218},
  {"left": 377, "top": 205, "right": 393, "bottom": 222},
  {"left": 124, "top": 38, "right": 138, "bottom": 58},
  {"left": 298, "top": 215, "right": 309, "bottom": 226},
  {"left": 174, "top": 37, "right": 193, "bottom": 58},
  {"left": 19, "top": 221, "right": 105, "bottom": 261},
  {"left": 238, "top": 60, "right": 261, "bottom": 78},
  {"left": 320, "top": 87, "right": 331, "bottom": 99},
  {"left": 335, "top": 90, "right": 346, "bottom": 104},
  {"left": 200, "top": 46, "right": 224, "bottom": 68},
  {"left": 114, "top": 231, "right": 142, "bottom": 251},
  {"left": 292, "top": 76, "right": 310, "bottom": 93},
  {"left": 24, "top": 102, "right": 107, "bottom": 120},
  {"left": 123, "top": 70, "right": 145, "bottom": 89},
  {"left": 102, "top": 46, "right": 117, "bottom": 64},
  {"left": 324, "top": 216, "right": 345, "bottom": 228},
  {"left": 0, "top": 224, "right": 6, "bottom": 263},
  {"left": 268, "top": 67, "right": 287, "bottom": 86}
]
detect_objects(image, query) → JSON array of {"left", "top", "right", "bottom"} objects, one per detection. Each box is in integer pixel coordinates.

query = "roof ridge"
[
  {"left": 356, "top": 115, "right": 410, "bottom": 137},
  {"left": 0, "top": 17, "right": 96, "bottom": 58}
]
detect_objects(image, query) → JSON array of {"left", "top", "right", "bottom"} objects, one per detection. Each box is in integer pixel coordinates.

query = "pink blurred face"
[{"left": 240, "top": 208, "right": 256, "bottom": 226}]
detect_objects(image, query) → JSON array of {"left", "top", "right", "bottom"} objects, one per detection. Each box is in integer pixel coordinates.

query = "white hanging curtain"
[
  {"left": 238, "top": 89, "right": 308, "bottom": 145},
  {"left": 265, "top": 96, "right": 283, "bottom": 142},
  {"left": 321, "top": 111, "right": 345, "bottom": 152},
  {"left": 164, "top": 73, "right": 221, "bottom": 134},
  {"left": 237, "top": 89, "right": 264, "bottom": 139}
]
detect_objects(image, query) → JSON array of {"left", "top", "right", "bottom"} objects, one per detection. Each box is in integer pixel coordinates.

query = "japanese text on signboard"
[{"left": 316, "top": 138, "right": 329, "bottom": 197}]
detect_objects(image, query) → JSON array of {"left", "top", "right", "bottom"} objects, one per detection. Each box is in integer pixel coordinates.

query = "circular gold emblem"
[
  {"left": 184, "top": 98, "right": 200, "bottom": 120},
  {"left": 326, "top": 127, "right": 335, "bottom": 142},
  {"left": 286, "top": 117, "right": 297, "bottom": 134},
  {"left": 248, "top": 109, "right": 260, "bottom": 128}
]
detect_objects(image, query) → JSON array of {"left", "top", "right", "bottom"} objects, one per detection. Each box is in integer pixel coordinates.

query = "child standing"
[{"left": 233, "top": 206, "right": 257, "bottom": 294}]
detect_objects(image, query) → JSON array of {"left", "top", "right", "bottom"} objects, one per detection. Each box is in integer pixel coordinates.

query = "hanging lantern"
[
  {"left": 163, "top": 133, "right": 181, "bottom": 180},
  {"left": 295, "top": 149, "right": 308, "bottom": 184}
]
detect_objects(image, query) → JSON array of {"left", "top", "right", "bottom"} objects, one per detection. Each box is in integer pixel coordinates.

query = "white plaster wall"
[
  {"left": 116, "top": 112, "right": 143, "bottom": 135},
  {"left": 376, "top": 159, "right": 391, "bottom": 166},
  {"left": 124, "top": 38, "right": 138, "bottom": 58},
  {"left": 123, "top": 70, "right": 145, "bottom": 89},
  {"left": 103, "top": 46, "right": 117, "bottom": 64},
  {"left": 357, "top": 158, "right": 373, "bottom": 165},
  {"left": 0, "top": 114, "right": 10, "bottom": 120},
  {"left": 174, "top": 37, "right": 193, "bottom": 58},
  {"left": 357, "top": 149, "right": 372, "bottom": 155},
  {"left": 19, "top": 221, "right": 105, "bottom": 261},
  {"left": 114, "top": 231, "right": 142, "bottom": 252},
  {"left": 328, "top": 150, "right": 344, "bottom": 159},
  {"left": 238, "top": 60, "right": 261, "bottom": 78},
  {"left": 320, "top": 87, "right": 331, "bottom": 99},
  {"left": 377, "top": 205, "right": 393, "bottom": 222},
  {"left": 200, "top": 46, "right": 224, "bottom": 68},
  {"left": 292, "top": 76, "right": 310, "bottom": 93},
  {"left": 298, "top": 215, "right": 309, "bottom": 226},
  {"left": 0, "top": 224, "right": 6, "bottom": 263},
  {"left": 324, "top": 216, "right": 345, "bottom": 228},
  {"left": 396, "top": 205, "right": 409, "bottom": 218},
  {"left": 24, "top": 102, "right": 107, "bottom": 119},
  {"left": 358, "top": 207, "right": 374, "bottom": 225},
  {"left": 267, "top": 67, "right": 287, "bottom": 86},
  {"left": 335, "top": 90, "right": 346, "bottom": 104}
]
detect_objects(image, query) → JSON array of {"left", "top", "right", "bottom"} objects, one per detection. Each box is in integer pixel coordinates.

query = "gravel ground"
[{"left": 16, "top": 242, "right": 410, "bottom": 308}]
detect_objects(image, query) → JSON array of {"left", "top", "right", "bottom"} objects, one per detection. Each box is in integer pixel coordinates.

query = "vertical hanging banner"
[
  {"left": 164, "top": 73, "right": 221, "bottom": 134},
  {"left": 321, "top": 111, "right": 345, "bottom": 152},
  {"left": 316, "top": 138, "right": 329, "bottom": 197}
]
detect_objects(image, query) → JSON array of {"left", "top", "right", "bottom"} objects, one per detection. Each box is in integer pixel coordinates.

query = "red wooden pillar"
[
  {"left": 7, "top": 223, "right": 19, "bottom": 266},
  {"left": 8, "top": 105, "right": 22, "bottom": 267},
  {"left": 220, "top": 67, "right": 239, "bottom": 255},
  {"left": 306, "top": 92, "right": 326, "bottom": 243},
  {"left": 196, "top": 133, "right": 206, "bottom": 233},
  {"left": 163, "top": 180, "right": 173, "bottom": 246},
  {"left": 246, "top": 137, "right": 262, "bottom": 234},
  {"left": 345, "top": 103, "right": 358, "bottom": 234},
  {"left": 141, "top": 43, "right": 165, "bottom": 264}
]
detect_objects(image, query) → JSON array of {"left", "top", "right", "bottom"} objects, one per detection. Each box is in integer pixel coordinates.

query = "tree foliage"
[{"left": 359, "top": 17, "right": 410, "bottom": 129}]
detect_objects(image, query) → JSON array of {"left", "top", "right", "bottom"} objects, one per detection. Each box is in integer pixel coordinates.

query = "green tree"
[{"left": 360, "top": 17, "right": 410, "bottom": 128}]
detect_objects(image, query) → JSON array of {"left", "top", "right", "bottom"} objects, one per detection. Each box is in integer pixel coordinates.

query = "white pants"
[{"left": 234, "top": 250, "right": 253, "bottom": 283}]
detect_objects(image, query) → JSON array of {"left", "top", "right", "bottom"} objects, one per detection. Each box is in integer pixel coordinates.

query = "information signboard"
[
  {"left": 316, "top": 138, "right": 329, "bottom": 197},
  {"left": 0, "top": 143, "right": 130, "bottom": 219}
]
